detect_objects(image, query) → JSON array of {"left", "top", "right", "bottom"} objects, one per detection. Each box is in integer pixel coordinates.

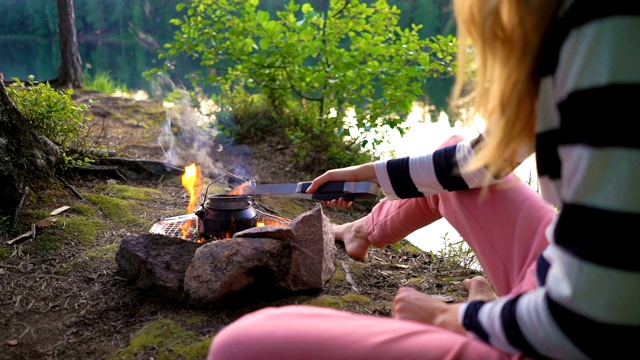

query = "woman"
[{"left": 208, "top": 0, "right": 640, "bottom": 359}]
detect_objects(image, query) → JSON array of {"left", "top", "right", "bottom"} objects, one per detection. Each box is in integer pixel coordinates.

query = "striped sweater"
[{"left": 373, "top": 1, "right": 640, "bottom": 358}]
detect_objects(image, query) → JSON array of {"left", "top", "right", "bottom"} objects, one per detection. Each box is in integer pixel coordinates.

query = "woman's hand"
[
  {"left": 392, "top": 276, "right": 497, "bottom": 334},
  {"left": 306, "top": 163, "right": 378, "bottom": 208}
]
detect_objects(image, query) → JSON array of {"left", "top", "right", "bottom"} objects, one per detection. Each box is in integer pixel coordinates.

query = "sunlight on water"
[{"left": 372, "top": 103, "right": 539, "bottom": 254}]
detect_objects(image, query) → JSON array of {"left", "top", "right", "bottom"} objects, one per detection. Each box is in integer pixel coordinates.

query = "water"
[
  {"left": 0, "top": 38, "right": 200, "bottom": 93},
  {"left": 373, "top": 109, "right": 538, "bottom": 254}
]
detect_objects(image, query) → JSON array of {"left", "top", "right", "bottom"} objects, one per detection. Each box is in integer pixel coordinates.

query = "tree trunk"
[
  {"left": 0, "top": 78, "right": 60, "bottom": 220},
  {"left": 56, "top": 0, "right": 83, "bottom": 89}
]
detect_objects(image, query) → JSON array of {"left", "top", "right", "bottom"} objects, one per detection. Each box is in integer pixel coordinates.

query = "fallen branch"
[
  {"left": 59, "top": 177, "right": 84, "bottom": 200},
  {"left": 7, "top": 231, "right": 32, "bottom": 245},
  {"left": 11, "top": 187, "right": 29, "bottom": 230}
]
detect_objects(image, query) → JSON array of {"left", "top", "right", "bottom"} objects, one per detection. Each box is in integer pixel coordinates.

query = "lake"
[{"left": 0, "top": 38, "right": 201, "bottom": 94}]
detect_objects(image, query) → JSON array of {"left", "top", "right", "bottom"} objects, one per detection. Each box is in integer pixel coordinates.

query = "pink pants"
[{"left": 208, "top": 136, "right": 556, "bottom": 360}]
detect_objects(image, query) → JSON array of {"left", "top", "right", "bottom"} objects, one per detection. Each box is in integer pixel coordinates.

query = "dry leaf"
[
  {"left": 50, "top": 206, "right": 71, "bottom": 216},
  {"left": 36, "top": 217, "right": 58, "bottom": 229}
]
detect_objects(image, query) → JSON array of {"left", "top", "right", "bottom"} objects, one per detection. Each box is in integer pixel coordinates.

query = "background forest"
[
  {"left": 1, "top": 0, "right": 460, "bottom": 174},
  {"left": 0, "top": 0, "right": 456, "bottom": 103},
  {"left": 0, "top": 0, "right": 454, "bottom": 42}
]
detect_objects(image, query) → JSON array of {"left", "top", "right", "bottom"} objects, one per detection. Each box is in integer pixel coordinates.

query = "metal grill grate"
[
  {"left": 150, "top": 210, "right": 292, "bottom": 242},
  {"left": 150, "top": 214, "right": 200, "bottom": 242}
]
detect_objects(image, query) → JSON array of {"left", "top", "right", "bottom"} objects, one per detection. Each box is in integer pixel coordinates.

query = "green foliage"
[
  {"left": 147, "top": 0, "right": 457, "bottom": 173},
  {"left": 84, "top": 70, "right": 129, "bottom": 94},
  {"left": 7, "top": 75, "right": 96, "bottom": 167},
  {"left": 430, "top": 233, "right": 479, "bottom": 270}
]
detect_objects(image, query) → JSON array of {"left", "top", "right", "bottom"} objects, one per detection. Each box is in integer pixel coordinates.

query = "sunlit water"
[{"left": 375, "top": 105, "right": 538, "bottom": 254}]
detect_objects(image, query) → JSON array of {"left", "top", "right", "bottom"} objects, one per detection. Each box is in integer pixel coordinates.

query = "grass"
[
  {"left": 430, "top": 233, "right": 480, "bottom": 270},
  {"left": 84, "top": 70, "right": 129, "bottom": 94}
]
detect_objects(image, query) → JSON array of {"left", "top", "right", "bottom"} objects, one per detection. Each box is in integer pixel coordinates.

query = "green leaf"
[
  {"left": 301, "top": 3, "right": 313, "bottom": 14},
  {"left": 257, "top": 10, "right": 269, "bottom": 23}
]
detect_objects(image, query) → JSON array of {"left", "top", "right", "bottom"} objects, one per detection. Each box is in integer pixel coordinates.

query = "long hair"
[{"left": 451, "top": 0, "right": 561, "bottom": 179}]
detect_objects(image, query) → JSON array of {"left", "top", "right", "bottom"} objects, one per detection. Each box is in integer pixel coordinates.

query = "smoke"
[{"left": 150, "top": 75, "right": 254, "bottom": 183}]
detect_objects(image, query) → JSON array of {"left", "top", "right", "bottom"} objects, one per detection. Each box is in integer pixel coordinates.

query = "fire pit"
[
  {"left": 149, "top": 166, "right": 379, "bottom": 242},
  {"left": 150, "top": 170, "right": 291, "bottom": 242}
]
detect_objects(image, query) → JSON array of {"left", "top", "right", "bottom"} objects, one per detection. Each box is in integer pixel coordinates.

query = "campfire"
[{"left": 150, "top": 163, "right": 291, "bottom": 242}]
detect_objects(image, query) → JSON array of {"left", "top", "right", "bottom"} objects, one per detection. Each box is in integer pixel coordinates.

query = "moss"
[
  {"left": 28, "top": 230, "right": 62, "bottom": 253},
  {"left": 341, "top": 292, "right": 372, "bottom": 304},
  {"left": 84, "top": 193, "right": 147, "bottom": 226},
  {"left": 72, "top": 204, "right": 98, "bottom": 217},
  {"left": 95, "top": 184, "right": 163, "bottom": 201},
  {"left": 109, "top": 319, "right": 211, "bottom": 360},
  {"left": 387, "top": 239, "right": 424, "bottom": 254},
  {"left": 0, "top": 248, "right": 13, "bottom": 261},
  {"left": 85, "top": 243, "right": 119, "bottom": 259},
  {"left": 305, "top": 296, "right": 343, "bottom": 309},
  {"left": 180, "top": 314, "right": 208, "bottom": 325},
  {"left": 61, "top": 216, "right": 104, "bottom": 245},
  {"left": 327, "top": 259, "right": 346, "bottom": 286},
  {"left": 305, "top": 292, "right": 372, "bottom": 309},
  {"left": 14, "top": 210, "right": 51, "bottom": 234}
]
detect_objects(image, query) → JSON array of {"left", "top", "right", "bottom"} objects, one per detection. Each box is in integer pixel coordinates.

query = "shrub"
[
  {"left": 147, "top": 0, "right": 457, "bottom": 174},
  {"left": 7, "top": 75, "right": 95, "bottom": 167}
]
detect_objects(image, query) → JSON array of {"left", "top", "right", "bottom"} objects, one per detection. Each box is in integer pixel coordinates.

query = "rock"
[
  {"left": 116, "top": 204, "right": 336, "bottom": 306},
  {"left": 232, "top": 225, "right": 295, "bottom": 240},
  {"left": 281, "top": 204, "right": 336, "bottom": 291},
  {"left": 115, "top": 233, "right": 201, "bottom": 303},
  {"left": 184, "top": 238, "right": 291, "bottom": 305}
]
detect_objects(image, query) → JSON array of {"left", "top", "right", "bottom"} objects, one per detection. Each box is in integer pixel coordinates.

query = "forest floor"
[{"left": 0, "top": 90, "right": 483, "bottom": 359}]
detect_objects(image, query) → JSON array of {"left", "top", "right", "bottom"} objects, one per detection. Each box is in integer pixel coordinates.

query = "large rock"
[
  {"left": 115, "top": 233, "right": 202, "bottom": 303},
  {"left": 184, "top": 238, "right": 291, "bottom": 305},
  {"left": 232, "top": 225, "right": 296, "bottom": 241},
  {"left": 115, "top": 204, "right": 337, "bottom": 306},
  {"left": 281, "top": 204, "right": 336, "bottom": 291}
]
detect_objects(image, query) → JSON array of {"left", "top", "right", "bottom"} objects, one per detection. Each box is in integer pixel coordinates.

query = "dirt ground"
[{"left": 0, "top": 91, "right": 483, "bottom": 359}]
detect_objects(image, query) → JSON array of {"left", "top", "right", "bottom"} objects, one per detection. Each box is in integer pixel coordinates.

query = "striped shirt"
[{"left": 373, "top": 1, "right": 640, "bottom": 358}]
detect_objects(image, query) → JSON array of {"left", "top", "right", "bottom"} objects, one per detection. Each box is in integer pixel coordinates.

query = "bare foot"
[
  {"left": 462, "top": 276, "right": 498, "bottom": 302},
  {"left": 334, "top": 217, "right": 370, "bottom": 260}
]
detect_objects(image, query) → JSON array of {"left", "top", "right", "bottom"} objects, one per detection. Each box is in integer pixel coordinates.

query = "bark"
[
  {"left": 56, "top": 0, "right": 83, "bottom": 89},
  {"left": 0, "top": 78, "right": 60, "bottom": 219}
]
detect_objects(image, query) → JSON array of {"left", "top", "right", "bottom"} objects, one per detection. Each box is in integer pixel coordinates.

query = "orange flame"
[
  {"left": 180, "top": 163, "right": 202, "bottom": 239},
  {"left": 228, "top": 181, "right": 252, "bottom": 195}
]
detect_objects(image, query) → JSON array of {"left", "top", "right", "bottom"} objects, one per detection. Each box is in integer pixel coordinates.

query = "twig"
[
  {"left": 6, "top": 231, "right": 32, "bottom": 245},
  {"left": 11, "top": 186, "right": 29, "bottom": 230},
  {"left": 59, "top": 177, "right": 84, "bottom": 200},
  {"left": 114, "top": 169, "right": 130, "bottom": 183}
]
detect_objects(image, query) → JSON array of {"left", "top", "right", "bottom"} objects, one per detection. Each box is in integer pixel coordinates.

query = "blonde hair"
[{"left": 451, "top": 0, "right": 561, "bottom": 179}]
